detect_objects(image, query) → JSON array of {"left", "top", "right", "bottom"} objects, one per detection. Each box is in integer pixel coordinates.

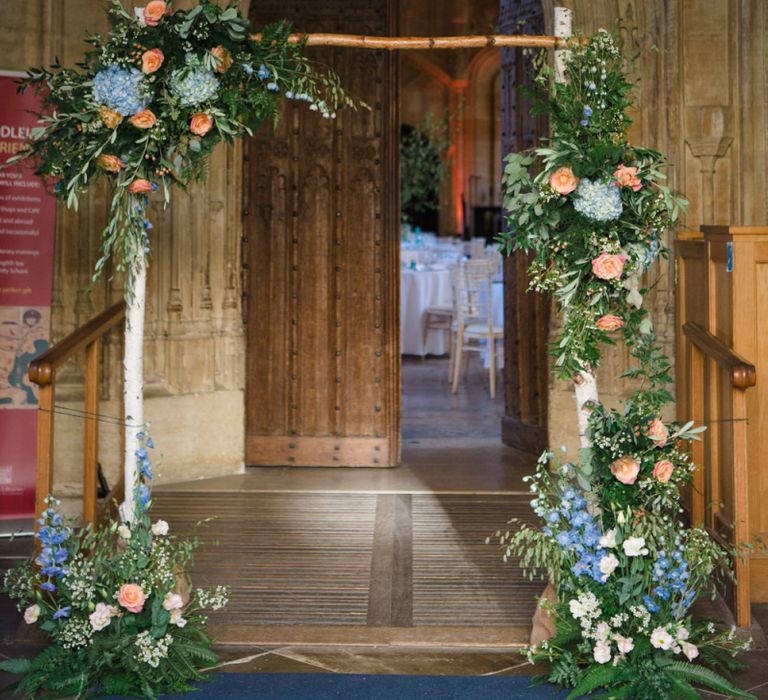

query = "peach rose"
[
  {"left": 610, "top": 456, "right": 641, "bottom": 485},
  {"left": 129, "top": 109, "right": 157, "bottom": 129},
  {"left": 591, "top": 253, "right": 626, "bottom": 280},
  {"left": 595, "top": 314, "right": 624, "bottom": 332},
  {"left": 143, "top": 1, "right": 167, "bottom": 26},
  {"left": 141, "top": 48, "right": 164, "bottom": 74},
  {"left": 211, "top": 46, "right": 233, "bottom": 74},
  {"left": 190, "top": 112, "right": 214, "bottom": 136},
  {"left": 128, "top": 179, "right": 154, "bottom": 194},
  {"left": 116, "top": 583, "right": 146, "bottom": 613},
  {"left": 99, "top": 105, "right": 123, "bottom": 129},
  {"left": 614, "top": 164, "right": 642, "bottom": 191},
  {"left": 653, "top": 459, "right": 674, "bottom": 483},
  {"left": 97, "top": 154, "right": 125, "bottom": 173},
  {"left": 549, "top": 166, "right": 579, "bottom": 195},
  {"left": 645, "top": 418, "right": 669, "bottom": 447}
]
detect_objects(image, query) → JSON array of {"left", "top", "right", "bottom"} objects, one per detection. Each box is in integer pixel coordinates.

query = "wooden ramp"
[{"left": 153, "top": 489, "right": 539, "bottom": 647}]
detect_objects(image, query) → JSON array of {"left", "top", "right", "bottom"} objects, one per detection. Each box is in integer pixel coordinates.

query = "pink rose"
[
  {"left": 595, "top": 314, "right": 624, "bottom": 332},
  {"left": 117, "top": 583, "right": 146, "bottom": 613},
  {"left": 653, "top": 459, "right": 674, "bottom": 483},
  {"left": 549, "top": 166, "right": 579, "bottom": 195},
  {"left": 189, "top": 112, "right": 214, "bottom": 136},
  {"left": 141, "top": 48, "right": 164, "bottom": 74},
  {"left": 610, "top": 456, "right": 640, "bottom": 485},
  {"left": 143, "top": 1, "right": 167, "bottom": 26},
  {"left": 128, "top": 179, "right": 154, "bottom": 194},
  {"left": 591, "top": 253, "right": 626, "bottom": 280},
  {"left": 645, "top": 418, "right": 669, "bottom": 447},
  {"left": 614, "top": 164, "right": 642, "bottom": 191}
]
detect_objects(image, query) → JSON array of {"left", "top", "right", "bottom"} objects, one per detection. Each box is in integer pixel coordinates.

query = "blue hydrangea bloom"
[
  {"left": 92, "top": 65, "right": 149, "bottom": 116},
  {"left": 170, "top": 67, "right": 219, "bottom": 107},
  {"left": 573, "top": 179, "right": 623, "bottom": 222}
]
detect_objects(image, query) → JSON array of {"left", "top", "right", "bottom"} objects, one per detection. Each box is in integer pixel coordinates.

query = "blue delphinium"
[
  {"left": 548, "top": 487, "right": 609, "bottom": 585},
  {"left": 644, "top": 541, "right": 693, "bottom": 618},
  {"left": 257, "top": 64, "right": 270, "bottom": 80},
  {"left": 92, "top": 65, "right": 149, "bottom": 116},
  {"left": 170, "top": 67, "right": 219, "bottom": 107},
  {"left": 573, "top": 178, "right": 624, "bottom": 222},
  {"left": 133, "top": 431, "right": 156, "bottom": 513},
  {"left": 35, "top": 498, "right": 70, "bottom": 593}
]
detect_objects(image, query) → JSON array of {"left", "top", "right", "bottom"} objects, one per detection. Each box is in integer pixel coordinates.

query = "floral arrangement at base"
[
  {"left": 1, "top": 435, "right": 229, "bottom": 699},
  {"left": 497, "top": 31, "right": 754, "bottom": 700}
]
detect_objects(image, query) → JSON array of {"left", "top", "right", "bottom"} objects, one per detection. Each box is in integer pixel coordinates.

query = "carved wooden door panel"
[
  {"left": 244, "top": 0, "right": 400, "bottom": 466},
  {"left": 499, "top": 0, "right": 550, "bottom": 454}
]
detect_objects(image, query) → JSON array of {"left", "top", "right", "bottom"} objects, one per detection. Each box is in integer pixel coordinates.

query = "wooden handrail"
[
  {"left": 683, "top": 322, "right": 756, "bottom": 389},
  {"left": 28, "top": 302, "right": 126, "bottom": 528},
  {"left": 683, "top": 321, "right": 754, "bottom": 627},
  {"left": 29, "top": 302, "right": 125, "bottom": 386}
]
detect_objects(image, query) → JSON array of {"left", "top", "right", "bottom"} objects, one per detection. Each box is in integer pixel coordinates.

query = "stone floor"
[{"left": 3, "top": 358, "right": 768, "bottom": 697}]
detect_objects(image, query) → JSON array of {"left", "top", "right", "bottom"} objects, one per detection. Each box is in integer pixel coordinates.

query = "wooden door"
[
  {"left": 499, "top": 0, "right": 550, "bottom": 454},
  {"left": 244, "top": 0, "right": 400, "bottom": 467}
]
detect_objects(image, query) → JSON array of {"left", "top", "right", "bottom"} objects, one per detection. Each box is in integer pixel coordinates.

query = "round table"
[{"left": 400, "top": 267, "right": 453, "bottom": 356}]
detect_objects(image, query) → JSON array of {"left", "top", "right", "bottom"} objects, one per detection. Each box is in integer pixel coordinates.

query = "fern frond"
[{"left": 666, "top": 661, "right": 756, "bottom": 699}]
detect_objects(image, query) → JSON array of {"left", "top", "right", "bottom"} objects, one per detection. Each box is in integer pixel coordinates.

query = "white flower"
[
  {"left": 595, "top": 622, "right": 611, "bottom": 641},
  {"left": 616, "top": 511, "right": 626, "bottom": 524},
  {"left": 134, "top": 7, "right": 146, "bottom": 25},
  {"left": 598, "top": 554, "right": 619, "bottom": 580},
  {"left": 169, "top": 608, "right": 187, "bottom": 628},
  {"left": 593, "top": 641, "right": 612, "bottom": 664},
  {"left": 163, "top": 592, "right": 184, "bottom": 611},
  {"left": 681, "top": 642, "right": 699, "bottom": 660},
  {"left": 89, "top": 602, "right": 117, "bottom": 631},
  {"left": 569, "top": 599, "right": 587, "bottom": 619},
  {"left": 117, "top": 524, "right": 131, "bottom": 541},
  {"left": 24, "top": 604, "right": 40, "bottom": 624},
  {"left": 599, "top": 528, "right": 617, "bottom": 549},
  {"left": 151, "top": 520, "right": 169, "bottom": 536},
  {"left": 615, "top": 635, "right": 634, "bottom": 654},
  {"left": 622, "top": 536, "right": 648, "bottom": 557},
  {"left": 677, "top": 626, "right": 690, "bottom": 641},
  {"left": 650, "top": 627, "right": 674, "bottom": 650}
]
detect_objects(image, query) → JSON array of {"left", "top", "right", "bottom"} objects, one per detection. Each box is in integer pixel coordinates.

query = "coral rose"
[
  {"left": 614, "top": 163, "right": 642, "bottom": 191},
  {"left": 141, "top": 48, "right": 164, "bottom": 74},
  {"left": 116, "top": 583, "right": 146, "bottom": 613},
  {"left": 211, "top": 46, "right": 233, "bottom": 74},
  {"left": 143, "top": 1, "right": 167, "bottom": 26},
  {"left": 99, "top": 105, "right": 123, "bottom": 129},
  {"left": 97, "top": 154, "right": 125, "bottom": 173},
  {"left": 591, "top": 253, "right": 626, "bottom": 280},
  {"left": 653, "top": 459, "right": 674, "bottom": 483},
  {"left": 645, "top": 418, "right": 669, "bottom": 447},
  {"left": 595, "top": 314, "right": 624, "bottom": 332},
  {"left": 190, "top": 112, "right": 214, "bottom": 136},
  {"left": 610, "top": 456, "right": 640, "bottom": 485},
  {"left": 128, "top": 179, "right": 154, "bottom": 194},
  {"left": 549, "top": 166, "right": 579, "bottom": 195},
  {"left": 129, "top": 109, "right": 157, "bottom": 129}
]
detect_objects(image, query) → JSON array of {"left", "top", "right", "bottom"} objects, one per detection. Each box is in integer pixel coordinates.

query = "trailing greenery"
[
  {"left": 8, "top": 0, "right": 358, "bottom": 285},
  {"left": 498, "top": 30, "right": 753, "bottom": 699}
]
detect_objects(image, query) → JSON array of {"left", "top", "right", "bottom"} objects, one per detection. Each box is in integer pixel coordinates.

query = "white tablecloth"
[{"left": 400, "top": 268, "right": 453, "bottom": 356}]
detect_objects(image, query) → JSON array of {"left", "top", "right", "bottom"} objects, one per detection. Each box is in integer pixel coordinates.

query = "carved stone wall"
[
  {"left": 0, "top": 0, "right": 251, "bottom": 497},
  {"left": 544, "top": 0, "right": 768, "bottom": 456}
]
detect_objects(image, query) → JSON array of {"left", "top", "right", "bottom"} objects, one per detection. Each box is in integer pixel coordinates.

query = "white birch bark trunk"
[
  {"left": 553, "top": 6, "right": 573, "bottom": 83},
  {"left": 120, "top": 253, "right": 146, "bottom": 523},
  {"left": 574, "top": 369, "right": 599, "bottom": 450}
]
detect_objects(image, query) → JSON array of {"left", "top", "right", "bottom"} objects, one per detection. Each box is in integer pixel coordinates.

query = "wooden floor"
[{"left": 153, "top": 357, "right": 541, "bottom": 647}]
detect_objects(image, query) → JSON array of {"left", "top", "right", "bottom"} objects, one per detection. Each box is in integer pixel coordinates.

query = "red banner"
[{"left": 0, "top": 71, "right": 56, "bottom": 522}]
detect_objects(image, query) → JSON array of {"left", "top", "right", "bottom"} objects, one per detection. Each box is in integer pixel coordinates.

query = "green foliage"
[
  {"left": 400, "top": 113, "right": 451, "bottom": 223},
  {"left": 7, "top": 0, "right": 359, "bottom": 290}
]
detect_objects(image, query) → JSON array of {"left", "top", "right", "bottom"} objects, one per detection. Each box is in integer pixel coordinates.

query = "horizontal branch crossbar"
[{"left": 251, "top": 33, "right": 565, "bottom": 50}]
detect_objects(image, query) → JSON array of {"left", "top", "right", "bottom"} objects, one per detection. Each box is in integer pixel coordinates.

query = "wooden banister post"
[
  {"left": 688, "top": 341, "right": 705, "bottom": 526},
  {"left": 83, "top": 338, "right": 100, "bottom": 528},
  {"left": 35, "top": 382, "right": 54, "bottom": 525},
  {"left": 731, "top": 385, "right": 751, "bottom": 627}
]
